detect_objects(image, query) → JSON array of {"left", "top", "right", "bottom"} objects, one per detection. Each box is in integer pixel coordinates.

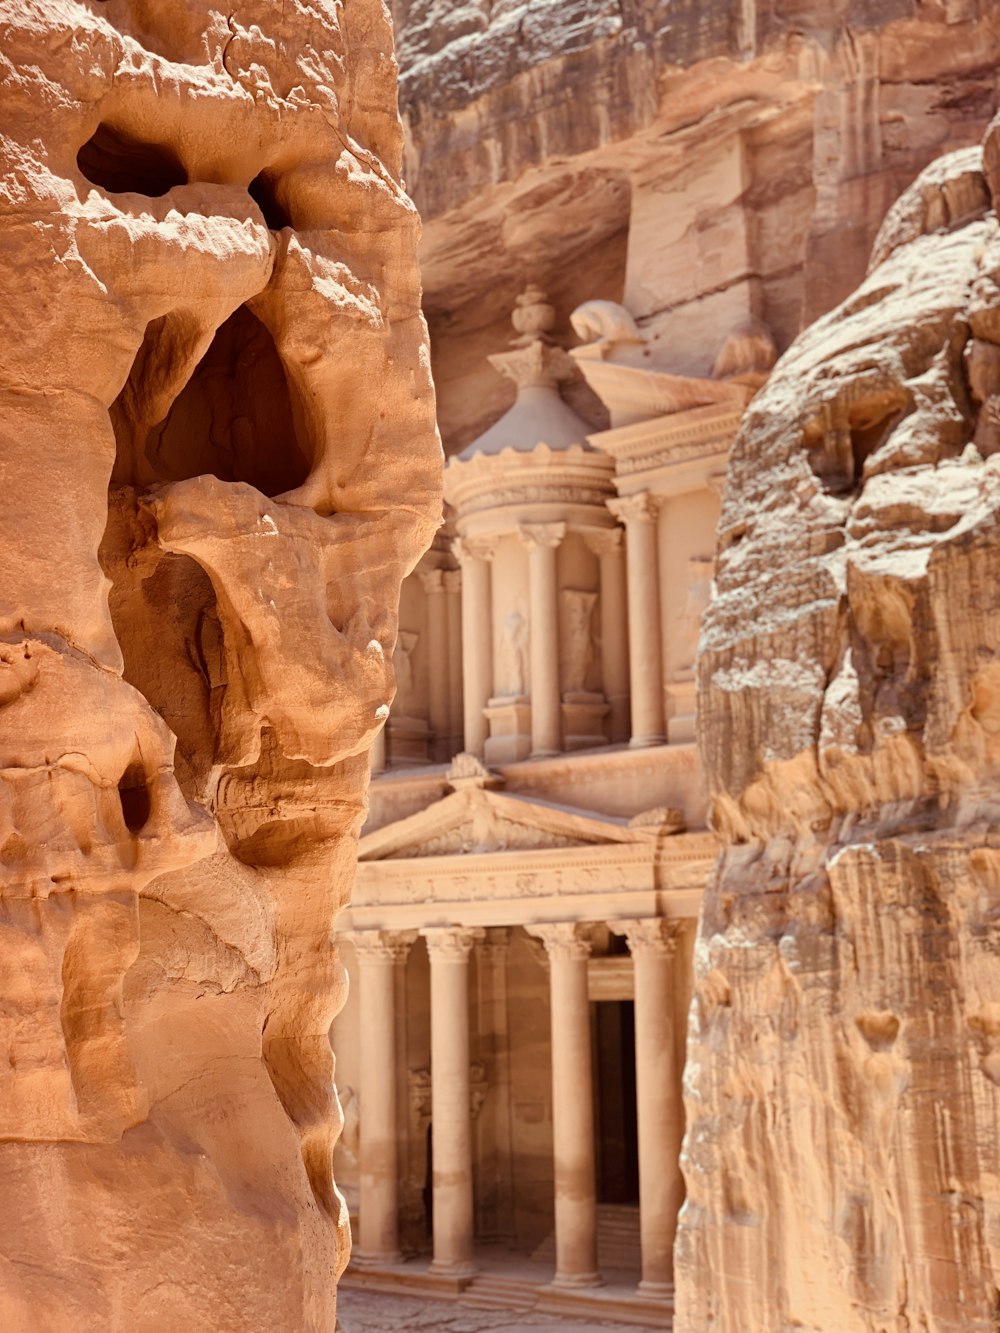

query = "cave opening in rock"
[
  {"left": 117, "top": 763, "right": 152, "bottom": 833},
  {"left": 249, "top": 171, "right": 293, "bottom": 230},
  {"left": 111, "top": 304, "right": 314, "bottom": 497},
  {"left": 77, "top": 122, "right": 188, "bottom": 197}
]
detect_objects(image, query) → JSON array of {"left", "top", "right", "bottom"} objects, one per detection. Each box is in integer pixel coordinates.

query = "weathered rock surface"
[
  {"left": 389, "top": 0, "right": 1000, "bottom": 457},
  {"left": 678, "top": 121, "right": 1000, "bottom": 1330},
  {"left": 0, "top": 2, "right": 440, "bottom": 1328}
]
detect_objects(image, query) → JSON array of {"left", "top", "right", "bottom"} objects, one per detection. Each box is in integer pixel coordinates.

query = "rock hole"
[
  {"left": 118, "top": 762, "right": 152, "bottom": 833},
  {"left": 849, "top": 406, "right": 904, "bottom": 480},
  {"left": 248, "top": 171, "right": 293, "bottom": 230},
  {"left": 111, "top": 305, "right": 313, "bottom": 497},
  {"left": 77, "top": 122, "right": 188, "bottom": 197}
]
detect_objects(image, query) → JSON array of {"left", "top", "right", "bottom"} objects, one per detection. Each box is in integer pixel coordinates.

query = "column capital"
[
  {"left": 618, "top": 918, "right": 683, "bottom": 958},
  {"left": 519, "top": 521, "right": 566, "bottom": 551},
  {"left": 608, "top": 492, "right": 659, "bottom": 525},
  {"left": 442, "top": 568, "right": 462, "bottom": 594},
  {"left": 422, "top": 925, "right": 486, "bottom": 962},
  {"left": 478, "top": 927, "right": 511, "bottom": 964},
  {"left": 452, "top": 535, "right": 496, "bottom": 565},
  {"left": 583, "top": 527, "right": 624, "bottom": 557},
  {"left": 352, "top": 928, "right": 417, "bottom": 963},
  {"left": 417, "top": 566, "right": 446, "bottom": 595},
  {"left": 529, "top": 921, "right": 595, "bottom": 962}
]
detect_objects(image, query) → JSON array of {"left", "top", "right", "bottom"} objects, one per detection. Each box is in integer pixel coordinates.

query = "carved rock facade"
[
  {"left": 0, "top": 4, "right": 439, "bottom": 1329},
  {"left": 678, "top": 120, "right": 1000, "bottom": 1331}
]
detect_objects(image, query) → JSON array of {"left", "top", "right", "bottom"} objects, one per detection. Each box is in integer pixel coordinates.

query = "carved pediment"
[{"left": 359, "top": 786, "right": 639, "bottom": 862}]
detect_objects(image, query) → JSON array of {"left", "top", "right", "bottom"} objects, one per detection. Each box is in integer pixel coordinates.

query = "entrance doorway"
[{"left": 592, "top": 999, "right": 639, "bottom": 1204}]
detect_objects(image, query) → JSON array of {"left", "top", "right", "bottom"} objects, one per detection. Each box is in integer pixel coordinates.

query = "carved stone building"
[
  {"left": 332, "top": 3, "right": 1000, "bottom": 1326},
  {"left": 331, "top": 282, "right": 769, "bottom": 1321}
]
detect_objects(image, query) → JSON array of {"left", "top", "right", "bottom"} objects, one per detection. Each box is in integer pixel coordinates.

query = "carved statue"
[
  {"left": 560, "top": 589, "right": 598, "bottom": 694},
  {"left": 395, "top": 629, "right": 420, "bottom": 713},
  {"left": 497, "top": 609, "right": 529, "bottom": 697},
  {"left": 677, "top": 557, "right": 715, "bottom": 678}
]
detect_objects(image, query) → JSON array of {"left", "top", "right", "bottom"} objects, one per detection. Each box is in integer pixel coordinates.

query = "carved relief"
[
  {"left": 676, "top": 557, "right": 715, "bottom": 680},
  {"left": 560, "top": 589, "right": 599, "bottom": 695},
  {"left": 497, "top": 608, "right": 530, "bottom": 697}
]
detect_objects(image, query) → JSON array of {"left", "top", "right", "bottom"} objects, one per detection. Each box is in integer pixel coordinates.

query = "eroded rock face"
[
  {"left": 677, "top": 125, "right": 1000, "bottom": 1330},
  {"left": 0, "top": 3, "right": 440, "bottom": 1328}
]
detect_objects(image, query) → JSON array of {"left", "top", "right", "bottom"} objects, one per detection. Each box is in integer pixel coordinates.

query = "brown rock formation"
[
  {"left": 678, "top": 122, "right": 1000, "bottom": 1329},
  {"left": 0, "top": 3, "right": 440, "bottom": 1329},
  {"left": 389, "top": 0, "right": 1000, "bottom": 458}
]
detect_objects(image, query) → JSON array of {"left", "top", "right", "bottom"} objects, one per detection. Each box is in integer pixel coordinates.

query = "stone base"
[
  {"left": 484, "top": 695, "right": 531, "bottom": 764},
  {"left": 561, "top": 691, "right": 610, "bottom": 751},
  {"left": 549, "top": 1270, "right": 605, "bottom": 1290},
  {"left": 387, "top": 714, "right": 430, "bottom": 765}
]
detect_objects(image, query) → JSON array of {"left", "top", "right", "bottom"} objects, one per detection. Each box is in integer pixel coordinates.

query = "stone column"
[
  {"left": 352, "top": 929, "right": 415, "bottom": 1266},
  {"left": 585, "top": 527, "right": 630, "bottom": 743},
  {"left": 622, "top": 918, "right": 684, "bottom": 1295},
  {"left": 531, "top": 922, "right": 602, "bottom": 1288},
  {"left": 452, "top": 538, "right": 494, "bottom": 758},
  {"left": 608, "top": 494, "right": 665, "bottom": 746},
  {"left": 444, "top": 568, "right": 463, "bottom": 753},
  {"left": 418, "top": 567, "right": 451, "bottom": 762},
  {"left": 519, "top": 522, "right": 565, "bottom": 757},
  {"left": 422, "top": 925, "right": 485, "bottom": 1277},
  {"left": 475, "top": 928, "right": 515, "bottom": 1241}
]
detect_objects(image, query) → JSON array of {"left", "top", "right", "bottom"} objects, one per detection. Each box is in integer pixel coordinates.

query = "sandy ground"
[{"left": 337, "top": 1288, "right": 648, "bottom": 1332}]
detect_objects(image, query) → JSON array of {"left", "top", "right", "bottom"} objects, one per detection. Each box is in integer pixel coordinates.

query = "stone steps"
[{"left": 461, "top": 1272, "right": 539, "bottom": 1311}]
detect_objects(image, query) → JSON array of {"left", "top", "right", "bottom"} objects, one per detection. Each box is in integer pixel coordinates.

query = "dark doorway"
[{"left": 592, "top": 1000, "right": 639, "bottom": 1204}]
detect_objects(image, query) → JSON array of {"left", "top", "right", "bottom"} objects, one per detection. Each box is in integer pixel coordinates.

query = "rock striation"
[
  {"left": 0, "top": 2, "right": 440, "bottom": 1329},
  {"left": 390, "top": 0, "right": 1000, "bottom": 460},
  {"left": 678, "top": 119, "right": 1000, "bottom": 1330}
]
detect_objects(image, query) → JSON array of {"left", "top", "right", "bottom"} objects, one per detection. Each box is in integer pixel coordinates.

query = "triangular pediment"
[{"left": 359, "top": 788, "right": 641, "bottom": 861}]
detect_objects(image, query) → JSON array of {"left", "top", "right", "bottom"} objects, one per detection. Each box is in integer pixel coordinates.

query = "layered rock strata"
[
  {"left": 678, "top": 122, "right": 1000, "bottom": 1329},
  {"left": 391, "top": 0, "right": 1000, "bottom": 456},
  {"left": 0, "top": 3, "right": 440, "bottom": 1329}
]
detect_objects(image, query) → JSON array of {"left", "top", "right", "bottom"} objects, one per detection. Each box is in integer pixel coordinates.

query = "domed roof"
[{"left": 455, "top": 288, "right": 594, "bottom": 463}]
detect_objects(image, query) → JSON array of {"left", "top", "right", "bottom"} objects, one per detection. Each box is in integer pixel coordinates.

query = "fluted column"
[
  {"left": 622, "top": 918, "right": 685, "bottom": 1294},
  {"left": 531, "top": 922, "right": 602, "bottom": 1288},
  {"left": 608, "top": 493, "right": 665, "bottom": 746},
  {"left": 418, "top": 567, "right": 451, "bottom": 762},
  {"left": 452, "top": 537, "right": 495, "bottom": 757},
  {"left": 444, "top": 568, "right": 463, "bottom": 753},
  {"left": 422, "top": 925, "right": 485, "bottom": 1277},
  {"left": 353, "top": 929, "right": 415, "bottom": 1266},
  {"left": 520, "top": 522, "right": 565, "bottom": 757},
  {"left": 585, "top": 527, "right": 630, "bottom": 743}
]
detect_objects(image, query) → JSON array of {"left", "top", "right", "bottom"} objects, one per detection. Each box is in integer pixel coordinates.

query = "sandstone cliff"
[
  {"left": 390, "top": 0, "right": 1000, "bottom": 458},
  {"left": 0, "top": 3, "right": 440, "bottom": 1329},
  {"left": 678, "top": 120, "right": 1000, "bottom": 1330}
]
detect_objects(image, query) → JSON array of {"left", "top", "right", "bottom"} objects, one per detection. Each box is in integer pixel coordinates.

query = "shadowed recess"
[
  {"left": 77, "top": 122, "right": 188, "bottom": 197},
  {"left": 111, "top": 305, "right": 313, "bottom": 497},
  {"left": 249, "top": 171, "right": 294, "bottom": 230}
]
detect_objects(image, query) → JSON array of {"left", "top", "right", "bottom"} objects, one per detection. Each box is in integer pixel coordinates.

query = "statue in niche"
[
  {"left": 497, "top": 609, "right": 529, "bottom": 697},
  {"left": 561, "top": 589, "right": 598, "bottom": 695},
  {"left": 394, "top": 629, "right": 419, "bottom": 713},
  {"left": 677, "top": 557, "right": 715, "bottom": 679}
]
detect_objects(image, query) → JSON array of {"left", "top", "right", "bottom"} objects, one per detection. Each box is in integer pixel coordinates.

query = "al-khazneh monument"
[
  {"left": 0, "top": 3, "right": 440, "bottom": 1329},
  {"left": 679, "top": 123, "right": 1000, "bottom": 1330}
]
